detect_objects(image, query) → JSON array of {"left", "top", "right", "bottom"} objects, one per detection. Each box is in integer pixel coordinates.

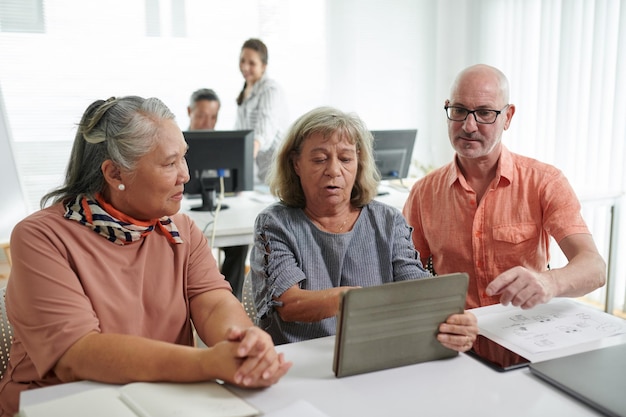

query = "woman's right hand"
[
  {"left": 275, "top": 285, "right": 360, "bottom": 323},
  {"left": 203, "top": 328, "right": 291, "bottom": 388}
]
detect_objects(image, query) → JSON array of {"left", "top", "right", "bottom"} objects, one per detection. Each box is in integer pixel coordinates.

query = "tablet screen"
[{"left": 466, "top": 334, "right": 530, "bottom": 371}]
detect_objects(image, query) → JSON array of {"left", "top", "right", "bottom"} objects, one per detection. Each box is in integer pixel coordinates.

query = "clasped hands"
[{"left": 212, "top": 326, "right": 292, "bottom": 388}]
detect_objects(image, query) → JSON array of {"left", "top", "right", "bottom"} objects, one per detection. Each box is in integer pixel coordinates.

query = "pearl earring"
[{"left": 118, "top": 184, "right": 126, "bottom": 191}]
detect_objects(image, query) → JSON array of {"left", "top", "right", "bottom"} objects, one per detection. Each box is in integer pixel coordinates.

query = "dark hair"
[
  {"left": 267, "top": 106, "right": 380, "bottom": 208},
  {"left": 236, "top": 38, "right": 269, "bottom": 106},
  {"left": 41, "top": 96, "right": 176, "bottom": 208},
  {"left": 189, "top": 88, "right": 220, "bottom": 108}
]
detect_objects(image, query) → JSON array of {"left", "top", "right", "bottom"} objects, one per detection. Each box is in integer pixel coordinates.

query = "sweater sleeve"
[
  {"left": 389, "top": 208, "right": 432, "bottom": 281},
  {"left": 250, "top": 206, "right": 306, "bottom": 319}
]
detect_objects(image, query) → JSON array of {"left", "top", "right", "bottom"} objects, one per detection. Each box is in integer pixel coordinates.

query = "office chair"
[
  {"left": 0, "top": 286, "right": 13, "bottom": 380},
  {"left": 0, "top": 242, "right": 10, "bottom": 267},
  {"left": 425, "top": 255, "right": 437, "bottom": 276},
  {"left": 241, "top": 272, "right": 257, "bottom": 325}
]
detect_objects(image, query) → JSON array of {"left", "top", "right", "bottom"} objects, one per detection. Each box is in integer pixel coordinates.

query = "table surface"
[
  {"left": 22, "top": 333, "right": 626, "bottom": 417},
  {"left": 230, "top": 335, "right": 617, "bottom": 417}
]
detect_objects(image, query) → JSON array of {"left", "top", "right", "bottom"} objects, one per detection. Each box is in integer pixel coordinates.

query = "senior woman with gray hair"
[
  {"left": 0, "top": 96, "right": 290, "bottom": 416},
  {"left": 250, "top": 106, "right": 478, "bottom": 346}
]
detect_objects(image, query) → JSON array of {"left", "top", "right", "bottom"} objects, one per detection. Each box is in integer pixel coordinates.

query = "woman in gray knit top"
[{"left": 250, "top": 106, "right": 478, "bottom": 346}]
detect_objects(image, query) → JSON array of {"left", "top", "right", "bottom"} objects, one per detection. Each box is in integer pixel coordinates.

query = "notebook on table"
[
  {"left": 19, "top": 381, "right": 260, "bottom": 417},
  {"left": 529, "top": 343, "right": 626, "bottom": 417},
  {"left": 333, "top": 272, "right": 469, "bottom": 377}
]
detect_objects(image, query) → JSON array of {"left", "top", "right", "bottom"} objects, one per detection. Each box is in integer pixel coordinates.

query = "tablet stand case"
[{"left": 333, "top": 272, "right": 469, "bottom": 377}]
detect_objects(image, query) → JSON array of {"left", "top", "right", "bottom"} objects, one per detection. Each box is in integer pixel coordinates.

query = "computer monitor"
[
  {"left": 371, "top": 129, "right": 418, "bottom": 180},
  {"left": 183, "top": 130, "right": 254, "bottom": 211}
]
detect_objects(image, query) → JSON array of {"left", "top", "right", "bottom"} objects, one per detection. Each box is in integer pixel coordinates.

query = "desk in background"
[
  {"left": 182, "top": 191, "right": 272, "bottom": 248},
  {"left": 182, "top": 183, "right": 411, "bottom": 248}
]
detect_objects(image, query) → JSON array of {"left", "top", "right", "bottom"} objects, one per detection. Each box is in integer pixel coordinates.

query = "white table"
[
  {"left": 21, "top": 334, "right": 617, "bottom": 417},
  {"left": 182, "top": 191, "right": 273, "bottom": 248},
  {"left": 230, "top": 335, "right": 614, "bottom": 417}
]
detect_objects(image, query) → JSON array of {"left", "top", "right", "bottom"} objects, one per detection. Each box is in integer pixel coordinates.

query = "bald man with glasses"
[{"left": 403, "top": 64, "right": 606, "bottom": 310}]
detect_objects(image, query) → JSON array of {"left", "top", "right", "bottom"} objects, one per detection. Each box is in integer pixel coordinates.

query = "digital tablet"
[
  {"left": 466, "top": 334, "right": 530, "bottom": 371},
  {"left": 333, "top": 272, "right": 469, "bottom": 378}
]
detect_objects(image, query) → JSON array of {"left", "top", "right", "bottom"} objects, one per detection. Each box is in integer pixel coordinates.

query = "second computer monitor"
[
  {"left": 371, "top": 129, "right": 418, "bottom": 180},
  {"left": 183, "top": 129, "right": 254, "bottom": 211}
]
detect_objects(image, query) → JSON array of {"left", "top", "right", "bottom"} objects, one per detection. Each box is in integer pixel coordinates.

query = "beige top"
[{"left": 0, "top": 203, "right": 230, "bottom": 415}]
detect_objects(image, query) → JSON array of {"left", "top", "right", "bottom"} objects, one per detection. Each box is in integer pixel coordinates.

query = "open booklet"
[{"left": 19, "top": 381, "right": 260, "bottom": 417}]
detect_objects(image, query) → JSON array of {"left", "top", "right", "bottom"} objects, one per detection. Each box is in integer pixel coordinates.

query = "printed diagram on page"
[{"left": 479, "top": 300, "right": 626, "bottom": 354}]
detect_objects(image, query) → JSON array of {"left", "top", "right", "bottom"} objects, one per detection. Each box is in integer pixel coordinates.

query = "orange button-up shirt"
[{"left": 403, "top": 146, "right": 590, "bottom": 309}]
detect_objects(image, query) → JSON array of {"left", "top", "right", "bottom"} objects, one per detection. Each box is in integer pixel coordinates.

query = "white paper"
[{"left": 477, "top": 299, "right": 626, "bottom": 354}]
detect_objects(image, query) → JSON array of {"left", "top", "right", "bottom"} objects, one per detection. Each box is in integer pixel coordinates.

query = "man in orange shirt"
[{"left": 403, "top": 64, "right": 606, "bottom": 310}]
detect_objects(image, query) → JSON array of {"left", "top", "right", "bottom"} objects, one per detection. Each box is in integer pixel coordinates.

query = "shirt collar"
[
  {"left": 498, "top": 145, "right": 514, "bottom": 184},
  {"left": 445, "top": 145, "right": 513, "bottom": 188}
]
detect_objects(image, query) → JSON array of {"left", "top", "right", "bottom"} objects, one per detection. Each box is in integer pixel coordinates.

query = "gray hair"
[
  {"left": 267, "top": 106, "right": 380, "bottom": 208},
  {"left": 189, "top": 88, "right": 220, "bottom": 108},
  {"left": 41, "top": 96, "right": 175, "bottom": 207}
]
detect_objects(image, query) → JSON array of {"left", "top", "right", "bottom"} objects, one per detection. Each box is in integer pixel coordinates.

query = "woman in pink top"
[{"left": 0, "top": 96, "right": 291, "bottom": 416}]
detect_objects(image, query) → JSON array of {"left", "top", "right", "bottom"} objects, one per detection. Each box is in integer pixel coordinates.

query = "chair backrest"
[
  {"left": 0, "top": 286, "right": 13, "bottom": 380},
  {"left": 0, "top": 242, "right": 10, "bottom": 267},
  {"left": 241, "top": 272, "right": 257, "bottom": 325}
]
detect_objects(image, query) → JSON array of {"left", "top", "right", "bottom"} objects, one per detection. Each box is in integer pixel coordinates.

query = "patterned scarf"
[{"left": 64, "top": 193, "right": 183, "bottom": 245}]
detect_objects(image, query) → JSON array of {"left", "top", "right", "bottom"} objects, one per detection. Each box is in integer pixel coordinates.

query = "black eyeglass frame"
[{"left": 444, "top": 104, "right": 509, "bottom": 125}]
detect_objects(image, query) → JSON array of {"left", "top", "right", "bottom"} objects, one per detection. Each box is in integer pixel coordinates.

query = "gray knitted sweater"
[{"left": 250, "top": 200, "right": 431, "bottom": 344}]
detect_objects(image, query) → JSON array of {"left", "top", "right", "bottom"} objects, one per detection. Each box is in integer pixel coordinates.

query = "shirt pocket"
[
  {"left": 491, "top": 223, "right": 540, "bottom": 269},
  {"left": 492, "top": 223, "right": 537, "bottom": 244}
]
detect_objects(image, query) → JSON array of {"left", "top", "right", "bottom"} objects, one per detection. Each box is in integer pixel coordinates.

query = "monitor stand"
[{"left": 191, "top": 185, "right": 229, "bottom": 211}]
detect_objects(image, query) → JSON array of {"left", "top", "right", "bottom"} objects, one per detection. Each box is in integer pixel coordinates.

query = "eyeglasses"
[{"left": 444, "top": 104, "right": 509, "bottom": 124}]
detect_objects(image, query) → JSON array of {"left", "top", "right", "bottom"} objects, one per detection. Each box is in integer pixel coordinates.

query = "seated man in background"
[
  {"left": 187, "top": 88, "right": 220, "bottom": 130},
  {"left": 250, "top": 106, "right": 478, "bottom": 348},
  {"left": 403, "top": 64, "right": 606, "bottom": 310},
  {"left": 187, "top": 88, "right": 248, "bottom": 300}
]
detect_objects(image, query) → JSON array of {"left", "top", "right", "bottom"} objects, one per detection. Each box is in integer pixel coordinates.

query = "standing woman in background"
[{"left": 235, "top": 38, "right": 290, "bottom": 183}]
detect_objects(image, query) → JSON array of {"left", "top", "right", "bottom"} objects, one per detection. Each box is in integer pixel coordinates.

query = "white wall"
[
  {"left": 1, "top": 0, "right": 449, "bottom": 213},
  {"left": 326, "top": 0, "right": 448, "bottom": 175},
  {"left": 0, "top": 84, "right": 28, "bottom": 241}
]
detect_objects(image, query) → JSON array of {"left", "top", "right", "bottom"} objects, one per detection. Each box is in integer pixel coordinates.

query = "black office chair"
[
  {"left": 426, "top": 255, "right": 437, "bottom": 276},
  {"left": 241, "top": 272, "right": 257, "bottom": 325}
]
